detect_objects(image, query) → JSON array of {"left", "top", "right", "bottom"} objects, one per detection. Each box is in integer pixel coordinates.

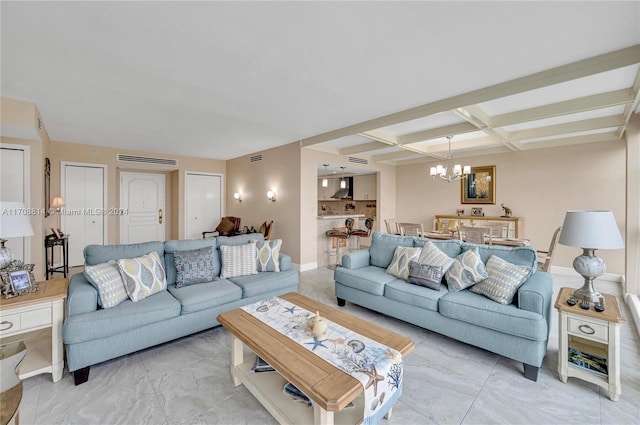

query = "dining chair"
[
  {"left": 384, "top": 218, "right": 399, "bottom": 234},
  {"left": 537, "top": 226, "right": 562, "bottom": 272},
  {"left": 458, "top": 226, "right": 491, "bottom": 244},
  {"left": 399, "top": 222, "right": 424, "bottom": 237},
  {"left": 485, "top": 221, "right": 510, "bottom": 238}
]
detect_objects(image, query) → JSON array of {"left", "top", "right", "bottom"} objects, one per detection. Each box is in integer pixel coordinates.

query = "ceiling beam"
[
  {"left": 619, "top": 67, "right": 640, "bottom": 138},
  {"left": 298, "top": 44, "right": 640, "bottom": 147},
  {"left": 454, "top": 105, "right": 518, "bottom": 151},
  {"left": 509, "top": 115, "right": 625, "bottom": 141},
  {"left": 357, "top": 129, "right": 398, "bottom": 145},
  {"left": 517, "top": 131, "right": 620, "bottom": 150},
  {"left": 491, "top": 89, "right": 633, "bottom": 128},
  {"left": 372, "top": 150, "right": 429, "bottom": 161},
  {"left": 339, "top": 141, "right": 390, "bottom": 155},
  {"left": 396, "top": 122, "right": 478, "bottom": 145}
]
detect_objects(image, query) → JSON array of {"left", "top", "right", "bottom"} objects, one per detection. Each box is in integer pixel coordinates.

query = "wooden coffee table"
[{"left": 217, "top": 292, "right": 414, "bottom": 425}]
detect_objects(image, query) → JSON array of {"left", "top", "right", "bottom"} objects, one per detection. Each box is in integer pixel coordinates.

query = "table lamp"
[
  {"left": 51, "top": 196, "right": 65, "bottom": 230},
  {"left": 0, "top": 201, "right": 35, "bottom": 268},
  {"left": 558, "top": 210, "right": 624, "bottom": 302}
]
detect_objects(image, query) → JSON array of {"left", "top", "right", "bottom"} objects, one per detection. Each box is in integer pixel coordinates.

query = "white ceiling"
[{"left": 1, "top": 2, "right": 639, "bottom": 164}]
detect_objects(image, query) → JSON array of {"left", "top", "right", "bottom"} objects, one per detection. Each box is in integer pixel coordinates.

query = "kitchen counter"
[{"left": 317, "top": 214, "right": 364, "bottom": 220}]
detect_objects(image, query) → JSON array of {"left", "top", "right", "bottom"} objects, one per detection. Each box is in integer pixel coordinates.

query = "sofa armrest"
[
  {"left": 67, "top": 272, "right": 98, "bottom": 317},
  {"left": 279, "top": 253, "right": 292, "bottom": 271},
  {"left": 341, "top": 249, "right": 370, "bottom": 269},
  {"left": 517, "top": 271, "right": 553, "bottom": 335}
]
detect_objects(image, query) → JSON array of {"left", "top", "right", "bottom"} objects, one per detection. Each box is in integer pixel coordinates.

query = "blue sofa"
[
  {"left": 63, "top": 234, "right": 299, "bottom": 384},
  {"left": 334, "top": 232, "right": 553, "bottom": 381}
]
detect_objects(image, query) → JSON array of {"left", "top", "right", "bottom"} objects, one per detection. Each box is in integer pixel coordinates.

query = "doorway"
[
  {"left": 119, "top": 172, "right": 166, "bottom": 244},
  {"left": 184, "top": 172, "right": 222, "bottom": 240}
]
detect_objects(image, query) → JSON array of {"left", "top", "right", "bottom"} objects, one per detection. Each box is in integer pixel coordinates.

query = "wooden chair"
[
  {"left": 538, "top": 226, "right": 562, "bottom": 272},
  {"left": 384, "top": 218, "right": 399, "bottom": 234},
  {"left": 0, "top": 341, "right": 26, "bottom": 425},
  {"left": 202, "top": 216, "right": 242, "bottom": 238},
  {"left": 399, "top": 222, "right": 424, "bottom": 237},
  {"left": 458, "top": 226, "right": 491, "bottom": 244},
  {"left": 263, "top": 220, "right": 274, "bottom": 240}
]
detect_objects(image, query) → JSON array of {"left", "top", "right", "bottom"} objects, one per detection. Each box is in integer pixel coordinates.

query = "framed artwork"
[
  {"left": 44, "top": 158, "right": 51, "bottom": 217},
  {"left": 461, "top": 165, "right": 496, "bottom": 204},
  {"left": 0, "top": 261, "right": 38, "bottom": 298},
  {"left": 471, "top": 207, "right": 483, "bottom": 217}
]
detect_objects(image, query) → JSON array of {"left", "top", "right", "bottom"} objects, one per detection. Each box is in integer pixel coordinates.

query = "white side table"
[
  {"left": 0, "top": 278, "right": 68, "bottom": 382},
  {"left": 554, "top": 287, "right": 624, "bottom": 401}
]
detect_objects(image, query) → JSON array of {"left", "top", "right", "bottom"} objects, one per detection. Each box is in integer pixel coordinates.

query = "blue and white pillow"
[
  {"left": 386, "top": 246, "right": 422, "bottom": 280},
  {"left": 220, "top": 242, "right": 258, "bottom": 279},
  {"left": 174, "top": 246, "right": 217, "bottom": 287},
  {"left": 445, "top": 247, "right": 488, "bottom": 292},
  {"left": 84, "top": 260, "right": 129, "bottom": 308},
  {"left": 418, "top": 241, "right": 455, "bottom": 273},
  {"left": 253, "top": 239, "right": 282, "bottom": 272},
  {"left": 471, "top": 255, "right": 532, "bottom": 304},
  {"left": 118, "top": 251, "right": 167, "bottom": 302}
]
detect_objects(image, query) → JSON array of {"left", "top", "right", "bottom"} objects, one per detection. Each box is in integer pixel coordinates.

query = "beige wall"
[
  {"left": 225, "top": 143, "right": 301, "bottom": 263},
  {"left": 396, "top": 141, "right": 626, "bottom": 275},
  {"left": 49, "top": 141, "right": 226, "bottom": 245},
  {"left": 626, "top": 114, "right": 640, "bottom": 295}
]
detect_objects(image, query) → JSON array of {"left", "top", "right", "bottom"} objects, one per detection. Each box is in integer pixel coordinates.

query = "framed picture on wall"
[{"left": 461, "top": 165, "right": 496, "bottom": 204}]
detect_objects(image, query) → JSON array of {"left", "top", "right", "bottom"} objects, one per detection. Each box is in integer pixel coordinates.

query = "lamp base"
[
  {"left": 0, "top": 239, "right": 16, "bottom": 269},
  {"left": 572, "top": 249, "right": 606, "bottom": 302},
  {"left": 573, "top": 282, "right": 602, "bottom": 303}
]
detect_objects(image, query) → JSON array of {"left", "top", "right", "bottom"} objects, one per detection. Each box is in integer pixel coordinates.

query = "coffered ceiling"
[{"left": 1, "top": 2, "right": 639, "bottom": 164}]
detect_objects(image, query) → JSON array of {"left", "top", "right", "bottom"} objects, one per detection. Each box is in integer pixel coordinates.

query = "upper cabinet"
[{"left": 353, "top": 174, "right": 376, "bottom": 200}]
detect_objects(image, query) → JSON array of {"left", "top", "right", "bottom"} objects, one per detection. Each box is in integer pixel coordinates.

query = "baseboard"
[
  {"left": 550, "top": 265, "right": 623, "bottom": 283},
  {"left": 295, "top": 262, "right": 318, "bottom": 272},
  {"left": 624, "top": 292, "right": 640, "bottom": 338}
]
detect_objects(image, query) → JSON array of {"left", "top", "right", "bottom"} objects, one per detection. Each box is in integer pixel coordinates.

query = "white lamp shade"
[
  {"left": 559, "top": 210, "right": 624, "bottom": 249},
  {"left": 51, "top": 196, "right": 65, "bottom": 208},
  {"left": 0, "top": 201, "right": 35, "bottom": 238}
]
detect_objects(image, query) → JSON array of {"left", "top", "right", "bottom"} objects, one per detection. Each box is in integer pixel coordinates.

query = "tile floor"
[{"left": 19, "top": 268, "right": 640, "bottom": 424}]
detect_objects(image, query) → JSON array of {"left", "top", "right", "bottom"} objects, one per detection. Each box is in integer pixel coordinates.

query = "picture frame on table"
[
  {"left": 461, "top": 165, "right": 496, "bottom": 204},
  {"left": 471, "top": 207, "right": 484, "bottom": 217},
  {"left": 0, "top": 261, "right": 38, "bottom": 298}
]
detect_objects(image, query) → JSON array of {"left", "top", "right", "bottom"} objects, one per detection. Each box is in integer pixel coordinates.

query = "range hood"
[{"left": 331, "top": 177, "right": 353, "bottom": 199}]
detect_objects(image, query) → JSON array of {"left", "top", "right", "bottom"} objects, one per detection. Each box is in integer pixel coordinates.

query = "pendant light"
[
  {"left": 340, "top": 167, "right": 347, "bottom": 189},
  {"left": 322, "top": 164, "right": 329, "bottom": 188}
]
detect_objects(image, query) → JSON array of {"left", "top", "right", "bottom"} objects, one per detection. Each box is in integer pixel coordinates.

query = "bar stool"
[
  {"left": 325, "top": 218, "right": 353, "bottom": 269},
  {"left": 349, "top": 217, "right": 375, "bottom": 250}
]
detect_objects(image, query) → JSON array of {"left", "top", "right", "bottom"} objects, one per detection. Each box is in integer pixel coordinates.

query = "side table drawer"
[
  {"left": 568, "top": 316, "right": 607, "bottom": 342},
  {"left": 0, "top": 306, "right": 52, "bottom": 337}
]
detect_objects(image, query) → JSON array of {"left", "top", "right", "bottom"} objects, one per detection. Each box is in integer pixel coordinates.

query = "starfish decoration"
[
  {"left": 305, "top": 337, "right": 328, "bottom": 351},
  {"left": 284, "top": 305, "right": 297, "bottom": 314},
  {"left": 360, "top": 365, "right": 384, "bottom": 396}
]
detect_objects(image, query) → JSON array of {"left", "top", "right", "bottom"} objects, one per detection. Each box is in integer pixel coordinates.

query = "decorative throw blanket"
[{"left": 241, "top": 297, "right": 403, "bottom": 425}]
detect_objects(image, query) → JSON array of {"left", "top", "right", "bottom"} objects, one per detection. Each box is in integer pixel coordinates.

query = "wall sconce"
[
  {"left": 267, "top": 190, "right": 277, "bottom": 202},
  {"left": 233, "top": 192, "right": 243, "bottom": 202}
]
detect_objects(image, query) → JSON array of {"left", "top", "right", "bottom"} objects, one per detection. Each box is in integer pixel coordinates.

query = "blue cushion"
[
  {"left": 369, "top": 232, "right": 415, "bottom": 268},
  {"left": 461, "top": 243, "right": 537, "bottom": 271},
  {"left": 384, "top": 280, "right": 448, "bottom": 311},
  {"left": 414, "top": 237, "right": 463, "bottom": 258},
  {"left": 84, "top": 241, "right": 165, "bottom": 268},
  {"left": 227, "top": 270, "right": 299, "bottom": 298},
  {"left": 167, "top": 279, "right": 242, "bottom": 314},
  {"left": 164, "top": 239, "right": 219, "bottom": 285},
  {"left": 334, "top": 265, "right": 396, "bottom": 295}
]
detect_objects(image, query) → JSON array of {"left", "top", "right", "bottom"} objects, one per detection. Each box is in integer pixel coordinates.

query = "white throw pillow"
[
  {"left": 84, "top": 260, "right": 129, "bottom": 308},
  {"left": 386, "top": 246, "right": 422, "bottom": 280},
  {"left": 117, "top": 251, "right": 167, "bottom": 302},
  {"left": 471, "top": 255, "right": 532, "bottom": 304},
  {"left": 253, "top": 239, "right": 282, "bottom": 272},
  {"left": 418, "top": 241, "right": 455, "bottom": 273},
  {"left": 220, "top": 242, "right": 258, "bottom": 279}
]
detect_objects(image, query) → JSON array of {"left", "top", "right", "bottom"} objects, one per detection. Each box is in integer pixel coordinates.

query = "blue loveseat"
[
  {"left": 63, "top": 233, "right": 299, "bottom": 384},
  {"left": 334, "top": 232, "right": 553, "bottom": 381}
]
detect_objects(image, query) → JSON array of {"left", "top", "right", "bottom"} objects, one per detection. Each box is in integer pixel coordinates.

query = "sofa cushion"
[
  {"left": 461, "top": 243, "right": 537, "bottom": 271},
  {"left": 386, "top": 246, "right": 421, "bottom": 280},
  {"left": 384, "top": 279, "right": 448, "bottom": 311},
  {"left": 167, "top": 279, "right": 242, "bottom": 314},
  {"left": 84, "top": 241, "right": 165, "bottom": 267},
  {"left": 227, "top": 270, "right": 299, "bottom": 298},
  {"left": 369, "top": 232, "right": 415, "bottom": 268},
  {"left": 63, "top": 291, "right": 181, "bottom": 344},
  {"left": 417, "top": 240, "right": 456, "bottom": 272},
  {"left": 334, "top": 265, "right": 396, "bottom": 296},
  {"left": 174, "top": 246, "right": 217, "bottom": 287},
  {"left": 164, "top": 239, "right": 219, "bottom": 285},
  {"left": 445, "top": 247, "right": 489, "bottom": 292},
  {"left": 407, "top": 261, "right": 443, "bottom": 291},
  {"left": 471, "top": 255, "right": 532, "bottom": 304},
  {"left": 439, "top": 289, "right": 547, "bottom": 341},
  {"left": 118, "top": 251, "right": 168, "bottom": 302},
  {"left": 253, "top": 239, "right": 282, "bottom": 272},
  {"left": 83, "top": 260, "right": 129, "bottom": 308},
  {"left": 217, "top": 233, "right": 265, "bottom": 247},
  {"left": 414, "top": 237, "right": 463, "bottom": 258},
  {"left": 220, "top": 242, "right": 258, "bottom": 279}
]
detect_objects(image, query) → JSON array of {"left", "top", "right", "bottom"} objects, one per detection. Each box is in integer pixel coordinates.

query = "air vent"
[
  {"left": 348, "top": 156, "right": 369, "bottom": 165},
  {"left": 117, "top": 154, "right": 178, "bottom": 166},
  {"left": 250, "top": 154, "right": 263, "bottom": 163}
]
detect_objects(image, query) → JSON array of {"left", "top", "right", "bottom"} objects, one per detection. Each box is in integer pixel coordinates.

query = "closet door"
[{"left": 185, "top": 173, "right": 222, "bottom": 240}]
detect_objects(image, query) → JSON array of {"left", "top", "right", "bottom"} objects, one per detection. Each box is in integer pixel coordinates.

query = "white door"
[
  {"left": 0, "top": 145, "right": 29, "bottom": 262},
  {"left": 185, "top": 172, "right": 222, "bottom": 240},
  {"left": 120, "top": 172, "right": 165, "bottom": 244},
  {"left": 62, "top": 163, "right": 106, "bottom": 267}
]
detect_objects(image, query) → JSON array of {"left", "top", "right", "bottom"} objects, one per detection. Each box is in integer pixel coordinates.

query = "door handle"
[{"left": 159, "top": 209, "right": 163, "bottom": 224}]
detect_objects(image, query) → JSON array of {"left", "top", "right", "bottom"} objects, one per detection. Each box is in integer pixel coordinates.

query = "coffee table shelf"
[{"left": 235, "top": 352, "right": 364, "bottom": 425}]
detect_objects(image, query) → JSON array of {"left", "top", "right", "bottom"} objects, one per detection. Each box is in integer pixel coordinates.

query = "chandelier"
[{"left": 429, "top": 136, "right": 471, "bottom": 183}]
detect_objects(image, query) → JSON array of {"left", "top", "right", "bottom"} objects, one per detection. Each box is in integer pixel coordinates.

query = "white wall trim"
[
  {"left": 550, "top": 265, "right": 624, "bottom": 283},
  {"left": 0, "top": 143, "right": 31, "bottom": 262},
  {"left": 296, "top": 261, "right": 318, "bottom": 272},
  {"left": 621, "top": 275, "right": 640, "bottom": 338}
]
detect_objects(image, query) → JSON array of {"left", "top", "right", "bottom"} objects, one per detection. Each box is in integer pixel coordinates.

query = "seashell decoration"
[{"left": 347, "top": 340, "right": 365, "bottom": 353}]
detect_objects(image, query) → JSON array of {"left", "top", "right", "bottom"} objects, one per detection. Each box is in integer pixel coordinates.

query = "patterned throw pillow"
[
  {"left": 407, "top": 261, "right": 443, "bottom": 290},
  {"left": 220, "top": 242, "right": 258, "bottom": 279},
  {"left": 117, "top": 251, "right": 167, "bottom": 302},
  {"left": 445, "top": 247, "right": 488, "bottom": 292},
  {"left": 418, "top": 241, "right": 455, "bottom": 273},
  {"left": 174, "top": 246, "right": 217, "bottom": 288},
  {"left": 386, "top": 246, "right": 422, "bottom": 280},
  {"left": 84, "top": 260, "right": 129, "bottom": 308},
  {"left": 253, "top": 239, "right": 282, "bottom": 272},
  {"left": 471, "top": 255, "right": 532, "bottom": 304}
]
